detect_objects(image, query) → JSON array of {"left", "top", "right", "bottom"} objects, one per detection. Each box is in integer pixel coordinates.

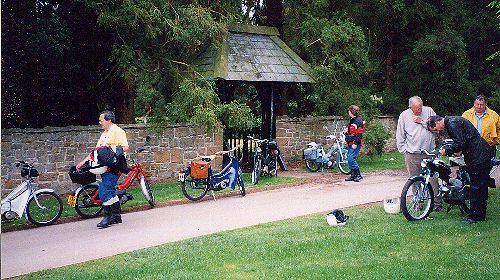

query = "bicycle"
[
  {"left": 68, "top": 148, "right": 155, "bottom": 218},
  {"left": 1, "top": 161, "right": 63, "bottom": 226},
  {"left": 179, "top": 145, "right": 245, "bottom": 201},
  {"left": 303, "top": 127, "right": 350, "bottom": 174},
  {"left": 247, "top": 136, "right": 280, "bottom": 185}
]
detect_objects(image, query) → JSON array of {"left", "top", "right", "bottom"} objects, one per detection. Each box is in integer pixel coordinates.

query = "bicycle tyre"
[
  {"left": 269, "top": 155, "right": 278, "bottom": 176},
  {"left": 140, "top": 176, "right": 155, "bottom": 207},
  {"left": 181, "top": 178, "right": 209, "bottom": 201},
  {"left": 400, "top": 178, "right": 434, "bottom": 221},
  {"left": 26, "top": 191, "right": 63, "bottom": 226},
  {"left": 75, "top": 184, "right": 103, "bottom": 218},
  {"left": 251, "top": 156, "right": 262, "bottom": 185},
  {"left": 237, "top": 176, "right": 245, "bottom": 197},
  {"left": 337, "top": 148, "right": 351, "bottom": 175},
  {"left": 305, "top": 160, "right": 322, "bottom": 172}
]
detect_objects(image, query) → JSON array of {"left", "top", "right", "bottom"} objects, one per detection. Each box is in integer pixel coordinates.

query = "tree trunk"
[{"left": 264, "top": 0, "right": 284, "bottom": 36}]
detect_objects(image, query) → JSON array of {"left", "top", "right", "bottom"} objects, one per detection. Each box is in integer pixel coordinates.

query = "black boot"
[
  {"left": 345, "top": 170, "right": 355, "bottom": 181},
  {"left": 110, "top": 202, "right": 122, "bottom": 225},
  {"left": 353, "top": 169, "right": 363, "bottom": 182},
  {"left": 97, "top": 205, "right": 113, "bottom": 228}
]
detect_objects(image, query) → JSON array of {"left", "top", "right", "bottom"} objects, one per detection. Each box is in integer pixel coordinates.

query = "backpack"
[{"left": 89, "top": 146, "right": 127, "bottom": 174}]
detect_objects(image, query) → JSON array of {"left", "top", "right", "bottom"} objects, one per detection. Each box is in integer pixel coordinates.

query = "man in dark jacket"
[{"left": 427, "top": 116, "right": 492, "bottom": 224}]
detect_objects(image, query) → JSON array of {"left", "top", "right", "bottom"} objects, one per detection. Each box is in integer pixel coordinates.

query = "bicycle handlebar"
[{"left": 247, "top": 136, "right": 268, "bottom": 143}]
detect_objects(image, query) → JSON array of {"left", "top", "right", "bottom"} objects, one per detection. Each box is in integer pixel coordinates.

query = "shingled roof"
[{"left": 194, "top": 24, "right": 315, "bottom": 83}]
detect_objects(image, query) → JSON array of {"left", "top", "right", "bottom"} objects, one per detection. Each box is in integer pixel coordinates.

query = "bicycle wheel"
[
  {"left": 237, "top": 176, "right": 245, "bottom": 197},
  {"left": 26, "top": 191, "right": 63, "bottom": 226},
  {"left": 305, "top": 160, "right": 322, "bottom": 172},
  {"left": 140, "top": 175, "right": 155, "bottom": 207},
  {"left": 400, "top": 178, "right": 434, "bottom": 221},
  {"left": 269, "top": 155, "right": 278, "bottom": 176},
  {"left": 75, "top": 184, "right": 102, "bottom": 218},
  {"left": 181, "top": 178, "right": 209, "bottom": 201},
  {"left": 251, "top": 156, "right": 262, "bottom": 185},
  {"left": 337, "top": 148, "right": 351, "bottom": 175}
]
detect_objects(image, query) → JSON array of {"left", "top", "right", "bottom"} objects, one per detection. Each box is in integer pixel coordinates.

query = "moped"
[
  {"left": 1, "top": 161, "right": 63, "bottom": 226},
  {"left": 400, "top": 140, "right": 473, "bottom": 221},
  {"left": 303, "top": 126, "right": 350, "bottom": 174},
  {"left": 68, "top": 147, "right": 155, "bottom": 218},
  {"left": 178, "top": 145, "right": 245, "bottom": 201}
]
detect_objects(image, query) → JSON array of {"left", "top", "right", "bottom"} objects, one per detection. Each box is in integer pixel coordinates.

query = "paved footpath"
[{"left": 2, "top": 172, "right": 410, "bottom": 278}]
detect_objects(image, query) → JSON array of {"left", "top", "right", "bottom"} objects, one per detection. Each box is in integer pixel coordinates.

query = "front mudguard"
[{"left": 24, "top": 188, "right": 59, "bottom": 219}]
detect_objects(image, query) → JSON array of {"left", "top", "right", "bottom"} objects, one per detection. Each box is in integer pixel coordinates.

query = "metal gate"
[{"left": 223, "top": 128, "right": 260, "bottom": 172}]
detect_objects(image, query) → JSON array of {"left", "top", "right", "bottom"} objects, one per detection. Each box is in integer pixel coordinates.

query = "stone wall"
[
  {"left": 275, "top": 115, "right": 397, "bottom": 162},
  {"left": 1, "top": 116, "right": 397, "bottom": 196},
  {"left": 1, "top": 124, "right": 222, "bottom": 196}
]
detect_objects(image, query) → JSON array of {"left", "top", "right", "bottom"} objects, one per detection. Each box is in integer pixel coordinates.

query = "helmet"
[
  {"left": 326, "top": 209, "right": 349, "bottom": 225},
  {"left": 307, "top": 142, "right": 318, "bottom": 148}
]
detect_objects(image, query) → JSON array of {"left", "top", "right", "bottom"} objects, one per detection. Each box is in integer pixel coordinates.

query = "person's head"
[
  {"left": 427, "top": 115, "right": 445, "bottom": 132},
  {"left": 348, "top": 105, "right": 360, "bottom": 118},
  {"left": 99, "top": 111, "right": 115, "bottom": 130},
  {"left": 408, "top": 96, "right": 423, "bottom": 116},
  {"left": 473, "top": 94, "right": 487, "bottom": 114}
]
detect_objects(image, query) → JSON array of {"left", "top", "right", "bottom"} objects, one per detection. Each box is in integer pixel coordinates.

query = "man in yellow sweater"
[
  {"left": 462, "top": 95, "right": 499, "bottom": 159},
  {"left": 77, "top": 111, "right": 129, "bottom": 228}
]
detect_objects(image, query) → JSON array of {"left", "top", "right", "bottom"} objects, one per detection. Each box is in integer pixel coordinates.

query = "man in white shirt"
[{"left": 396, "top": 96, "right": 442, "bottom": 211}]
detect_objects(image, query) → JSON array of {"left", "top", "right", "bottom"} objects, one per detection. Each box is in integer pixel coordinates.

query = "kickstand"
[{"left": 210, "top": 190, "right": 217, "bottom": 201}]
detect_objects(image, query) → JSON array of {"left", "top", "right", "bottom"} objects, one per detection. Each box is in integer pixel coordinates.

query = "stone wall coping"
[
  {"left": 276, "top": 115, "right": 397, "bottom": 122},
  {"left": 1, "top": 123, "right": 195, "bottom": 135}
]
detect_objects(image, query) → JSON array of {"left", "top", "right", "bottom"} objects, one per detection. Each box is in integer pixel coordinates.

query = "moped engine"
[{"left": 441, "top": 178, "right": 468, "bottom": 205}]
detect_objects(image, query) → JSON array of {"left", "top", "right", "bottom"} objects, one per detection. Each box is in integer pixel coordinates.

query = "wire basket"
[{"left": 68, "top": 166, "right": 96, "bottom": 185}]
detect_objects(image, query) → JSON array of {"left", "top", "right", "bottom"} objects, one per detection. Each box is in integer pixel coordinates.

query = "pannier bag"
[
  {"left": 303, "top": 147, "right": 319, "bottom": 160},
  {"left": 191, "top": 160, "right": 210, "bottom": 179}
]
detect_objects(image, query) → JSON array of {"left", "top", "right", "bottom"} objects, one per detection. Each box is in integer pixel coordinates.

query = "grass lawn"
[
  {"left": 357, "top": 151, "right": 405, "bottom": 173},
  {"left": 20, "top": 188, "right": 499, "bottom": 279},
  {"left": 299, "top": 151, "right": 406, "bottom": 174}
]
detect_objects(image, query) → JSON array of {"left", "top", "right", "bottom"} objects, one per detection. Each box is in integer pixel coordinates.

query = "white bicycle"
[{"left": 1, "top": 161, "right": 63, "bottom": 226}]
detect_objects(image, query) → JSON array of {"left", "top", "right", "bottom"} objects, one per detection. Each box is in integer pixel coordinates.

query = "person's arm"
[
  {"left": 76, "top": 153, "right": 91, "bottom": 170},
  {"left": 396, "top": 115, "right": 406, "bottom": 153},
  {"left": 444, "top": 120, "right": 466, "bottom": 155}
]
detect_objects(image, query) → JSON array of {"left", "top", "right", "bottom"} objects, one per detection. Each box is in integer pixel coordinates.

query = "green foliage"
[
  {"left": 84, "top": 0, "right": 260, "bottom": 132},
  {"left": 285, "top": 7, "right": 374, "bottom": 116},
  {"left": 363, "top": 119, "right": 391, "bottom": 155},
  {"left": 395, "top": 27, "right": 472, "bottom": 115}
]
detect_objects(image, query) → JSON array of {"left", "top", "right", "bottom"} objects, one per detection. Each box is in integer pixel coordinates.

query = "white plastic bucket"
[{"left": 383, "top": 197, "right": 401, "bottom": 214}]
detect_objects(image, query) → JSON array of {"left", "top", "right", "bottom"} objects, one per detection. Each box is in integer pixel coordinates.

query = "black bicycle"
[{"left": 247, "top": 136, "right": 280, "bottom": 185}]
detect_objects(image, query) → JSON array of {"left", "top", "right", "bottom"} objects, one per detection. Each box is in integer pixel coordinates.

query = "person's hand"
[
  {"left": 352, "top": 144, "right": 357, "bottom": 149},
  {"left": 76, "top": 161, "right": 85, "bottom": 170},
  {"left": 343, "top": 127, "right": 348, "bottom": 134},
  {"left": 439, "top": 149, "right": 446, "bottom": 156},
  {"left": 412, "top": 115, "right": 423, "bottom": 124}
]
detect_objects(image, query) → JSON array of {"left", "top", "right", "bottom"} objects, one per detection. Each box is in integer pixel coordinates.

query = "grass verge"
[{"left": 20, "top": 189, "right": 498, "bottom": 279}]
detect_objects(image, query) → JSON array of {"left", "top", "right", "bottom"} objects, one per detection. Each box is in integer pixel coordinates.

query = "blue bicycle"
[{"left": 178, "top": 145, "right": 245, "bottom": 201}]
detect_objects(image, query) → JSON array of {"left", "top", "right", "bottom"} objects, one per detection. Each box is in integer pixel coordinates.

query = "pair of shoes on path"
[{"left": 345, "top": 169, "right": 363, "bottom": 182}]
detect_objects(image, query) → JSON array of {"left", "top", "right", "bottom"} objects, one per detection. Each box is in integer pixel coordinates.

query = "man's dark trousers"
[{"left": 466, "top": 161, "right": 491, "bottom": 221}]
